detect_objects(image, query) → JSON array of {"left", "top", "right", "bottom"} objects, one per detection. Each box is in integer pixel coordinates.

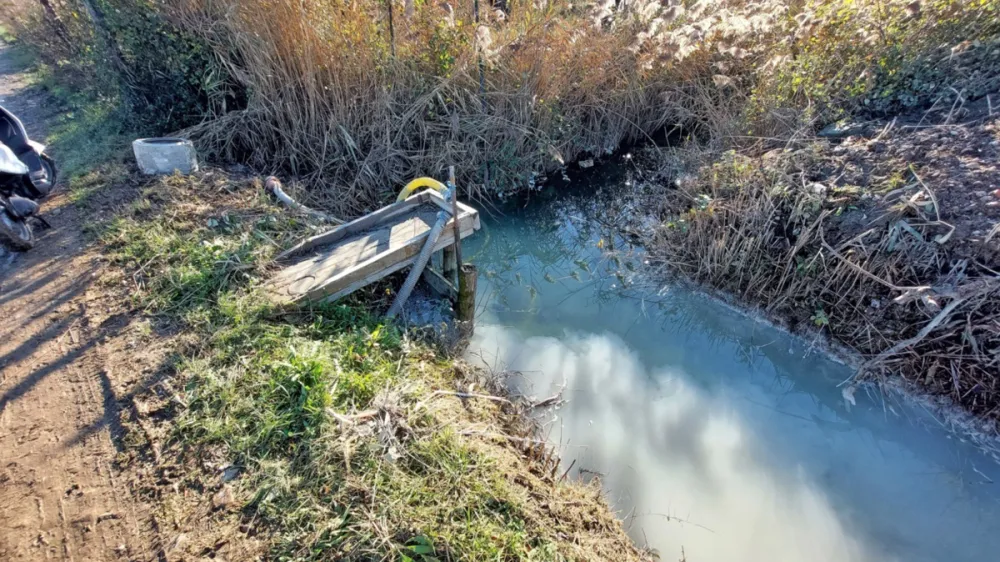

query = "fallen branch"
[
  {"left": 265, "top": 176, "right": 343, "bottom": 224},
  {"left": 427, "top": 390, "right": 512, "bottom": 404},
  {"left": 559, "top": 459, "right": 577, "bottom": 481},
  {"left": 457, "top": 429, "right": 546, "bottom": 446},
  {"left": 531, "top": 393, "right": 565, "bottom": 409}
]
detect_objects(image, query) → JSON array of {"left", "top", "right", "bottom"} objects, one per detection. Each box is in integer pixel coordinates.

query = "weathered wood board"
[{"left": 265, "top": 190, "right": 480, "bottom": 305}]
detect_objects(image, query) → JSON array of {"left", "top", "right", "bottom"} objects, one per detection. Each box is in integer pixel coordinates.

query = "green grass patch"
[
  {"left": 45, "top": 102, "right": 134, "bottom": 182},
  {"left": 100, "top": 172, "right": 646, "bottom": 561}
]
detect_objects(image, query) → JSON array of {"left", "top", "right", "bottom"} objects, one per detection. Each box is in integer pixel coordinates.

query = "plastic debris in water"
[{"left": 842, "top": 385, "right": 857, "bottom": 411}]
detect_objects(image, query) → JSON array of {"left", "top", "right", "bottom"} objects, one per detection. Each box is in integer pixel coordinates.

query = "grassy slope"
[{"left": 83, "top": 170, "right": 652, "bottom": 561}]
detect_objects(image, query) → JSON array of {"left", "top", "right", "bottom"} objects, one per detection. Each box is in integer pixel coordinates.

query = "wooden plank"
[
  {"left": 266, "top": 211, "right": 476, "bottom": 305},
  {"left": 316, "top": 224, "right": 476, "bottom": 303},
  {"left": 422, "top": 267, "right": 457, "bottom": 300},
  {"left": 426, "top": 189, "right": 451, "bottom": 213},
  {"left": 426, "top": 190, "right": 478, "bottom": 223},
  {"left": 266, "top": 194, "right": 480, "bottom": 306},
  {"left": 269, "top": 208, "right": 440, "bottom": 291},
  {"left": 303, "top": 216, "right": 476, "bottom": 303},
  {"left": 277, "top": 192, "right": 430, "bottom": 261}
]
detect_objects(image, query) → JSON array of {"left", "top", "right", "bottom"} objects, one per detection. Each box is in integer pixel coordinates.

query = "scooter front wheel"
[
  {"left": 40, "top": 153, "right": 57, "bottom": 194},
  {"left": 0, "top": 209, "right": 34, "bottom": 251}
]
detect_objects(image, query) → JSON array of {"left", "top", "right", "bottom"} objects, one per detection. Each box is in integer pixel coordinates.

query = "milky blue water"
[{"left": 464, "top": 166, "right": 1000, "bottom": 562}]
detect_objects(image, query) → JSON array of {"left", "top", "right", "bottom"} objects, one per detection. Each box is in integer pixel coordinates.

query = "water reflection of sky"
[{"left": 465, "top": 174, "right": 1000, "bottom": 562}]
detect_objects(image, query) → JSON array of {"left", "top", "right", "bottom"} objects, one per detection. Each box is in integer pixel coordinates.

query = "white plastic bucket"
[{"left": 132, "top": 138, "right": 199, "bottom": 175}]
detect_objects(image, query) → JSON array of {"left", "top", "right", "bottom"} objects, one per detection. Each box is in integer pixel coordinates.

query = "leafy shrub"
[
  {"left": 0, "top": 0, "right": 239, "bottom": 131},
  {"left": 97, "top": 0, "right": 241, "bottom": 130},
  {"left": 762, "top": 0, "right": 1000, "bottom": 119}
]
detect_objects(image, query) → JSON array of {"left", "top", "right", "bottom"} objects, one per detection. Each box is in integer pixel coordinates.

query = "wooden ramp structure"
[{"left": 265, "top": 189, "right": 480, "bottom": 306}]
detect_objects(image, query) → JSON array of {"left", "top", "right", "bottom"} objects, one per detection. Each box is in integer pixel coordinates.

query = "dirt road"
[{"left": 0, "top": 41, "right": 154, "bottom": 561}]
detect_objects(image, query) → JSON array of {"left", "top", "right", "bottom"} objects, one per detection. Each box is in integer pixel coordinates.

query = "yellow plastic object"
[{"left": 397, "top": 177, "right": 447, "bottom": 202}]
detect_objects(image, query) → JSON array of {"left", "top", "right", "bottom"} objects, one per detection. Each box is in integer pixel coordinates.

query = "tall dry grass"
[
  {"left": 166, "top": 0, "right": 857, "bottom": 216},
  {"left": 170, "top": 0, "right": 684, "bottom": 215},
  {"left": 0, "top": 0, "right": 1000, "bottom": 219},
  {"left": 168, "top": 0, "right": 997, "bottom": 215},
  {"left": 5, "top": 0, "right": 996, "bottom": 216},
  {"left": 647, "top": 148, "right": 1000, "bottom": 428}
]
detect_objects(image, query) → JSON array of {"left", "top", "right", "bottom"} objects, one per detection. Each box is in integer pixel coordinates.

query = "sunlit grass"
[{"left": 97, "top": 172, "right": 647, "bottom": 561}]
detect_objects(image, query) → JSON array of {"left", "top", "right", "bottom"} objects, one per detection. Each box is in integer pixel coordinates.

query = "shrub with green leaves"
[
  {"left": 0, "top": 0, "right": 240, "bottom": 132},
  {"left": 762, "top": 0, "right": 1000, "bottom": 119}
]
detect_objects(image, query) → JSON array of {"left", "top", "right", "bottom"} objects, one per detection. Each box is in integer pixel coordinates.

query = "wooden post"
[
  {"left": 448, "top": 165, "right": 475, "bottom": 335},
  {"left": 443, "top": 245, "right": 457, "bottom": 285},
  {"left": 447, "top": 164, "right": 465, "bottom": 297},
  {"left": 457, "top": 264, "right": 478, "bottom": 334},
  {"left": 448, "top": 166, "right": 463, "bottom": 270}
]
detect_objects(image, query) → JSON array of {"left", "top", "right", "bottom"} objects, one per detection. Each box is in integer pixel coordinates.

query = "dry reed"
[{"left": 647, "top": 148, "right": 1000, "bottom": 427}]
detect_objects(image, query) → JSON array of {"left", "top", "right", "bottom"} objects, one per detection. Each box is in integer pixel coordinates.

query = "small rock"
[
  {"left": 578, "top": 159, "right": 594, "bottom": 169},
  {"left": 808, "top": 182, "right": 828, "bottom": 196},
  {"left": 212, "top": 485, "right": 235, "bottom": 510},
  {"left": 866, "top": 141, "right": 887, "bottom": 153},
  {"left": 221, "top": 465, "right": 240, "bottom": 482},
  {"left": 96, "top": 512, "right": 120, "bottom": 523}
]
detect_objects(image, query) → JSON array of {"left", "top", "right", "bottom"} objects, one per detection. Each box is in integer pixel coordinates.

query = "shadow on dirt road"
[{"left": 0, "top": 40, "right": 166, "bottom": 561}]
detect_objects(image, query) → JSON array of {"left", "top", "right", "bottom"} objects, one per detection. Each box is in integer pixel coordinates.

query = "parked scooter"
[{"left": 0, "top": 104, "right": 56, "bottom": 250}]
